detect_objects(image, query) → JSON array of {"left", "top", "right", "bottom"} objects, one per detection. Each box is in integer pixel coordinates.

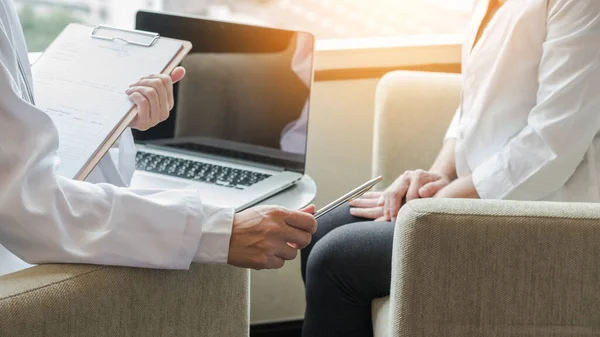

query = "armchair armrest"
[
  {"left": 0, "top": 263, "right": 249, "bottom": 337},
  {"left": 391, "top": 198, "right": 600, "bottom": 336}
]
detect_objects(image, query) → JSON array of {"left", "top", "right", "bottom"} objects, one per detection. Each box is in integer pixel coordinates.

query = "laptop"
[{"left": 132, "top": 11, "right": 315, "bottom": 211}]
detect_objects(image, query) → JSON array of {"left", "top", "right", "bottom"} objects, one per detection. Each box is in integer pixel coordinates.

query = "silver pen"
[{"left": 314, "top": 176, "right": 383, "bottom": 219}]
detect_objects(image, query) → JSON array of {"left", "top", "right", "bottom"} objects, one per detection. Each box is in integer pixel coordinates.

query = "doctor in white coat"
[{"left": 0, "top": 0, "right": 317, "bottom": 276}]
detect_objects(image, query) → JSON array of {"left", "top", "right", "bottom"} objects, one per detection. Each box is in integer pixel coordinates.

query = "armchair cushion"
[{"left": 372, "top": 297, "right": 391, "bottom": 337}]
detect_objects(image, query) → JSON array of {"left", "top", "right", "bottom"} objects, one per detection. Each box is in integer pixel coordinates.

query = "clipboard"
[
  {"left": 75, "top": 25, "right": 192, "bottom": 181},
  {"left": 32, "top": 24, "right": 193, "bottom": 181}
]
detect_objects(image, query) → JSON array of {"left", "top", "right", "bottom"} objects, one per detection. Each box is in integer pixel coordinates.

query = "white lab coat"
[
  {"left": 446, "top": 0, "right": 600, "bottom": 202},
  {"left": 0, "top": 0, "right": 234, "bottom": 276}
]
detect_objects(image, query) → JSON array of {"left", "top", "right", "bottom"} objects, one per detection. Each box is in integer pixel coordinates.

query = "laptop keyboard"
[{"left": 135, "top": 151, "right": 272, "bottom": 190}]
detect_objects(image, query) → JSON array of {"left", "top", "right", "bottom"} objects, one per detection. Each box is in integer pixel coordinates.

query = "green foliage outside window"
[{"left": 18, "top": 5, "right": 80, "bottom": 52}]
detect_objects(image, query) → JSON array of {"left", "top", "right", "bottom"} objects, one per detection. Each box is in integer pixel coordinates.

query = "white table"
[
  {"left": 255, "top": 175, "right": 317, "bottom": 210},
  {"left": 131, "top": 171, "right": 317, "bottom": 210}
]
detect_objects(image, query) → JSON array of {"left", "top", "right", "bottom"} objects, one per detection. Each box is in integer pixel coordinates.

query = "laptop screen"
[{"left": 134, "top": 11, "right": 314, "bottom": 173}]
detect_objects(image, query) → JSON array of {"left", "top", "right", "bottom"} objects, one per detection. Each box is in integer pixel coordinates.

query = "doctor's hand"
[
  {"left": 378, "top": 170, "right": 451, "bottom": 222},
  {"left": 228, "top": 205, "right": 317, "bottom": 270},
  {"left": 126, "top": 66, "right": 186, "bottom": 131}
]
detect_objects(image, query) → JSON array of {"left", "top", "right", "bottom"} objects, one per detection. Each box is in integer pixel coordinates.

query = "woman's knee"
[
  {"left": 305, "top": 225, "right": 359, "bottom": 282},
  {"left": 305, "top": 221, "right": 395, "bottom": 286}
]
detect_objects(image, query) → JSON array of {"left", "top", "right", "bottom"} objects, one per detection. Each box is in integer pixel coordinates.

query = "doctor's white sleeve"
[
  {"left": 0, "top": 66, "right": 233, "bottom": 270},
  {"left": 472, "top": 0, "right": 600, "bottom": 200}
]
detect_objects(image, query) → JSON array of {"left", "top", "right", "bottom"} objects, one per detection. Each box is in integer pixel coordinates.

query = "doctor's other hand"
[
  {"left": 378, "top": 170, "right": 451, "bottom": 221},
  {"left": 126, "top": 66, "right": 186, "bottom": 131},
  {"left": 228, "top": 206, "right": 317, "bottom": 270}
]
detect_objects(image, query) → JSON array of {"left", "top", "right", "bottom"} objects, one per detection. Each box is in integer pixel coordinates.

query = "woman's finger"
[
  {"left": 349, "top": 206, "right": 384, "bottom": 220},
  {"left": 419, "top": 179, "right": 448, "bottom": 198},
  {"left": 388, "top": 175, "right": 412, "bottom": 219},
  {"left": 377, "top": 195, "right": 385, "bottom": 206},
  {"left": 384, "top": 194, "right": 395, "bottom": 221},
  {"left": 387, "top": 193, "right": 403, "bottom": 222},
  {"left": 406, "top": 173, "right": 437, "bottom": 202},
  {"left": 349, "top": 197, "right": 380, "bottom": 208},
  {"left": 405, "top": 176, "right": 422, "bottom": 202},
  {"left": 360, "top": 192, "right": 383, "bottom": 199}
]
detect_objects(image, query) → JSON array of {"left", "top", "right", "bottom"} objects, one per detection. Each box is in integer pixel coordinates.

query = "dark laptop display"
[{"left": 134, "top": 11, "right": 314, "bottom": 173}]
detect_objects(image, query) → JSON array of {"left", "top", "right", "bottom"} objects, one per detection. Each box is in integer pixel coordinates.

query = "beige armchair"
[
  {"left": 371, "top": 71, "right": 600, "bottom": 336},
  {"left": 0, "top": 263, "right": 249, "bottom": 336}
]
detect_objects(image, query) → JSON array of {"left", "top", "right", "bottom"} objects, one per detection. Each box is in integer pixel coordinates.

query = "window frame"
[{"left": 314, "top": 34, "right": 462, "bottom": 81}]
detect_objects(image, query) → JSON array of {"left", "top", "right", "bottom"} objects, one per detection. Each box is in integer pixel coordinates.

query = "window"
[
  {"left": 15, "top": 0, "right": 472, "bottom": 52},
  {"left": 15, "top": 0, "right": 162, "bottom": 51},
  {"left": 163, "top": 0, "right": 473, "bottom": 38}
]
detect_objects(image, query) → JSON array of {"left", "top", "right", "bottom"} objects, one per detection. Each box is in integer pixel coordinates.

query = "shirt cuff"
[
  {"left": 193, "top": 204, "right": 234, "bottom": 264},
  {"left": 471, "top": 154, "right": 514, "bottom": 200}
]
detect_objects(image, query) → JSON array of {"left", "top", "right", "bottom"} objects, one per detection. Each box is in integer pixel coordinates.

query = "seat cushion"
[{"left": 372, "top": 297, "right": 391, "bottom": 337}]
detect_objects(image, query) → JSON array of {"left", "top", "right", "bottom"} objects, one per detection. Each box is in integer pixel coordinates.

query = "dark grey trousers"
[{"left": 300, "top": 204, "right": 394, "bottom": 337}]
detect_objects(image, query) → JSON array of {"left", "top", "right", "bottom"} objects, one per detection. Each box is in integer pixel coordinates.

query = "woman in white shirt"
[
  {"left": 301, "top": 0, "right": 600, "bottom": 336},
  {"left": 0, "top": 0, "right": 317, "bottom": 277}
]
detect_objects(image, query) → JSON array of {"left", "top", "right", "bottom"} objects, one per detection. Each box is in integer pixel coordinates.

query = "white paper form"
[{"left": 32, "top": 24, "right": 182, "bottom": 179}]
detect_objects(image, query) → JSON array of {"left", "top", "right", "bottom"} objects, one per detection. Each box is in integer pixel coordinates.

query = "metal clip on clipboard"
[{"left": 90, "top": 25, "right": 160, "bottom": 47}]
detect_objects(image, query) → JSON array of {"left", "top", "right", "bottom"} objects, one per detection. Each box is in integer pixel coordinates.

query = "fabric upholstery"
[
  {"left": 390, "top": 198, "right": 600, "bottom": 336},
  {"left": 0, "top": 263, "right": 249, "bottom": 337},
  {"left": 372, "top": 297, "right": 391, "bottom": 337},
  {"left": 371, "top": 70, "right": 462, "bottom": 336}
]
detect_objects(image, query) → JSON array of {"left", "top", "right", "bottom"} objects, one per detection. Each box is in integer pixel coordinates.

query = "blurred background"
[{"left": 15, "top": 0, "right": 472, "bottom": 51}]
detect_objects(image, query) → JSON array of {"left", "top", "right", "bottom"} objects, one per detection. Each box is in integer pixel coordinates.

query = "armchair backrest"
[{"left": 372, "top": 71, "right": 462, "bottom": 189}]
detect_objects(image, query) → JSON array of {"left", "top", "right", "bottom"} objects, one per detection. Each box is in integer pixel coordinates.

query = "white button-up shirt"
[
  {"left": 446, "top": 0, "right": 600, "bottom": 202},
  {"left": 0, "top": 0, "right": 233, "bottom": 276}
]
